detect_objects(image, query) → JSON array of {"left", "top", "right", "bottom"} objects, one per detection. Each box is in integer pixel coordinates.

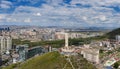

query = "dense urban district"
[{"left": 0, "top": 26, "right": 120, "bottom": 69}]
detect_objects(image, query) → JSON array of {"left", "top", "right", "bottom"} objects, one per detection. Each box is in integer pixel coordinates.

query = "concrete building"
[
  {"left": 48, "top": 46, "right": 52, "bottom": 52},
  {"left": 81, "top": 48, "right": 99, "bottom": 64},
  {"left": 7, "top": 37, "right": 12, "bottom": 50},
  {"left": 0, "top": 36, "right": 12, "bottom": 54},
  {"left": 27, "top": 46, "right": 46, "bottom": 59},
  {"left": 16, "top": 45, "right": 28, "bottom": 62},
  {"left": 55, "top": 32, "right": 65, "bottom": 40},
  {"left": 61, "top": 33, "right": 75, "bottom": 56},
  {"left": 116, "top": 35, "right": 120, "bottom": 42}
]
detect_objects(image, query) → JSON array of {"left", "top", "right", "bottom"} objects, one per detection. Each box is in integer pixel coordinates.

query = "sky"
[{"left": 0, "top": 0, "right": 120, "bottom": 27}]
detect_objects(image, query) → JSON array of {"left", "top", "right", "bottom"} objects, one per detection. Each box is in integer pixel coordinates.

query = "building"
[
  {"left": 0, "top": 36, "right": 12, "bottom": 54},
  {"left": 48, "top": 46, "right": 52, "bottom": 52},
  {"left": 0, "top": 58, "right": 2, "bottom": 66},
  {"left": 16, "top": 45, "right": 28, "bottom": 62},
  {"left": 81, "top": 48, "right": 99, "bottom": 64},
  {"left": 27, "top": 46, "right": 46, "bottom": 59},
  {"left": 116, "top": 35, "right": 120, "bottom": 42},
  {"left": 61, "top": 33, "right": 75, "bottom": 56}
]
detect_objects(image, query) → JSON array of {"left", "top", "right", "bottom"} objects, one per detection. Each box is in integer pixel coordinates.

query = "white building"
[
  {"left": 0, "top": 36, "right": 12, "bottom": 54},
  {"left": 116, "top": 35, "right": 120, "bottom": 42},
  {"left": 61, "top": 33, "right": 75, "bottom": 56},
  {"left": 81, "top": 48, "right": 99, "bottom": 64}
]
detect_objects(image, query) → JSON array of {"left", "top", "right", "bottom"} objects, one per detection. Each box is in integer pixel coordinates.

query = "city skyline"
[{"left": 0, "top": 0, "right": 120, "bottom": 27}]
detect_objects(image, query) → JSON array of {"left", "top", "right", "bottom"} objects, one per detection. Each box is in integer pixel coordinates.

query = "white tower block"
[
  {"left": 0, "top": 36, "right": 12, "bottom": 54},
  {"left": 65, "top": 33, "right": 68, "bottom": 48},
  {"left": 0, "top": 37, "right": 3, "bottom": 53},
  {"left": 1, "top": 37, "right": 5, "bottom": 53},
  {"left": 7, "top": 37, "right": 12, "bottom": 50}
]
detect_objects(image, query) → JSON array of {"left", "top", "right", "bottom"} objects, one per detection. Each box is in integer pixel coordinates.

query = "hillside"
[
  {"left": 106, "top": 28, "right": 120, "bottom": 39},
  {"left": 3, "top": 52, "right": 69, "bottom": 69},
  {"left": 3, "top": 52, "right": 96, "bottom": 69}
]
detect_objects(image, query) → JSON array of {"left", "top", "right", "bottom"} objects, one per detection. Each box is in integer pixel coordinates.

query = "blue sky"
[{"left": 0, "top": 0, "right": 120, "bottom": 27}]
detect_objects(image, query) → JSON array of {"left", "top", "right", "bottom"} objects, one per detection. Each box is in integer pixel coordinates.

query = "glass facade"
[
  {"left": 27, "top": 47, "right": 45, "bottom": 59},
  {"left": 16, "top": 45, "right": 28, "bottom": 62}
]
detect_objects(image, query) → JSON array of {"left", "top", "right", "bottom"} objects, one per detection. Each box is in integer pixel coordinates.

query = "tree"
[{"left": 114, "top": 62, "right": 119, "bottom": 69}]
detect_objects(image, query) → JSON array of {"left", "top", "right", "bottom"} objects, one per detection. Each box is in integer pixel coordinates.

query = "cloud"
[
  {"left": 0, "top": 4, "right": 11, "bottom": 9},
  {"left": 24, "top": 18, "right": 31, "bottom": 23},
  {"left": 0, "top": 14, "right": 7, "bottom": 22},
  {"left": 45, "top": 0, "right": 63, "bottom": 6},
  {"left": 0, "top": 14, "right": 5, "bottom": 19},
  {"left": 0, "top": 0, "right": 120, "bottom": 27},
  {"left": 37, "top": 13, "right": 41, "bottom": 16},
  {"left": 82, "top": 16, "right": 87, "bottom": 21},
  {"left": 70, "top": 0, "right": 120, "bottom": 6},
  {"left": 0, "top": 1, "right": 12, "bottom": 9}
]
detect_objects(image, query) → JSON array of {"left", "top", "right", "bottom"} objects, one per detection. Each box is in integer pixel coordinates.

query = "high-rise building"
[
  {"left": 7, "top": 37, "right": 12, "bottom": 50},
  {"left": 0, "top": 36, "right": 12, "bottom": 54},
  {"left": 16, "top": 45, "right": 28, "bottom": 62}
]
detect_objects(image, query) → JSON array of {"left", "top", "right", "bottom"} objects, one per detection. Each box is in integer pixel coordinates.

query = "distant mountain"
[{"left": 106, "top": 28, "right": 120, "bottom": 39}]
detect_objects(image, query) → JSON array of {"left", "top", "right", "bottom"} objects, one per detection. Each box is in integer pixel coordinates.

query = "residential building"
[{"left": 81, "top": 48, "right": 99, "bottom": 64}]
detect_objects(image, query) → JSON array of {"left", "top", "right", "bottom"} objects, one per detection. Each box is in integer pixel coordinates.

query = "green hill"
[
  {"left": 106, "top": 28, "right": 120, "bottom": 39},
  {"left": 3, "top": 52, "right": 69, "bottom": 69},
  {"left": 3, "top": 52, "right": 96, "bottom": 69}
]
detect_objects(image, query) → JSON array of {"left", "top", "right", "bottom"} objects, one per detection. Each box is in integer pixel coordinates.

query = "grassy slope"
[
  {"left": 19, "top": 52, "right": 70, "bottom": 69},
  {"left": 3, "top": 52, "right": 71, "bottom": 69},
  {"left": 3, "top": 52, "right": 96, "bottom": 69}
]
